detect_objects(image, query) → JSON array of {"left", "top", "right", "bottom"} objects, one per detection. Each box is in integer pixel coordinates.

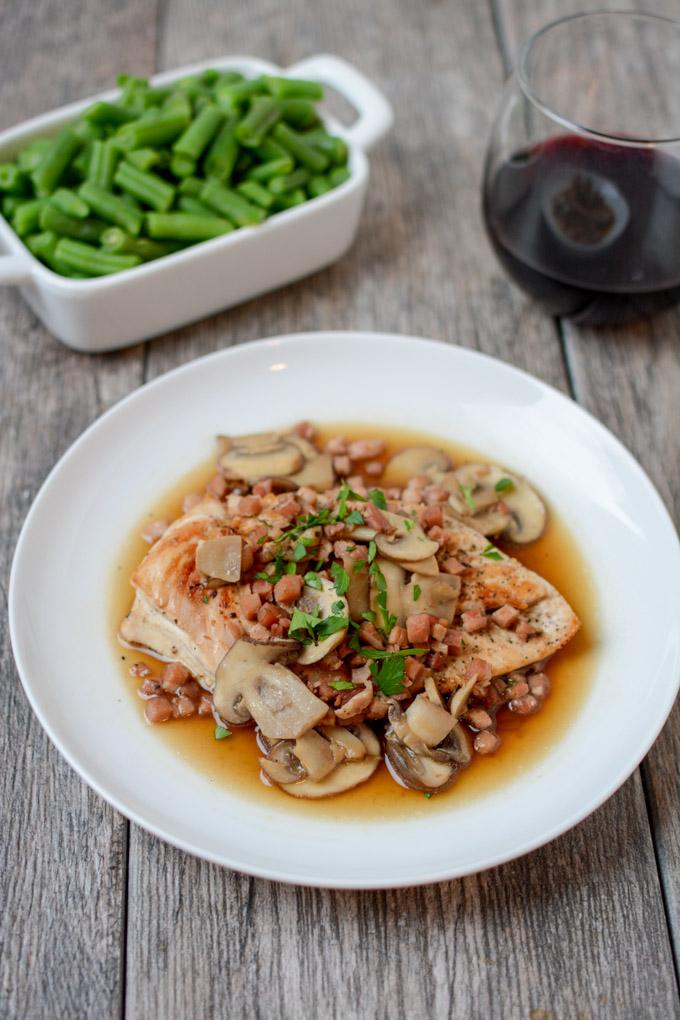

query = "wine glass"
[{"left": 483, "top": 11, "right": 680, "bottom": 325}]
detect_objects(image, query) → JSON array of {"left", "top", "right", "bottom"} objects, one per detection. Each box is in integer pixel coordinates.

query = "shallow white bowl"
[
  {"left": 0, "top": 56, "right": 392, "bottom": 352},
  {"left": 9, "top": 332, "right": 680, "bottom": 888}
]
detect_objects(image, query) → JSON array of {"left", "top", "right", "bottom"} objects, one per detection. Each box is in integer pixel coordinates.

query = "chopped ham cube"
[
  {"left": 491, "top": 604, "right": 520, "bottom": 629},
  {"left": 359, "top": 621, "right": 384, "bottom": 649},
  {"left": 441, "top": 557, "right": 465, "bottom": 575},
  {"left": 419, "top": 505, "right": 443, "bottom": 529},
  {"left": 348, "top": 438, "right": 385, "bottom": 460},
  {"left": 274, "top": 573, "right": 304, "bottom": 604},
  {"left": 462, "top": 609, "right": 488, "bottom": 633},
  {"left": 516, "top": 620, "right": 542, "bottom": 641},
  {"left": 206, "top": 474, "right": 228, "bottom": 499},
  {"left": 141, "top": 519, "right": 169, "bottom": 544},
  {"left": 240, "top": 592, "right": 261, "bottom": 619},
  {"left": 236, "top": 495, "right": 262, "bottom": 517},
  {"left": 465, "top": 657, "right": 492, "bottom": 685},
  {"left": 406, "top": 613, "right": 432, "bottom": 645},
  {"left": 363, "top": 502, "right": 392, "bottom": 533}
]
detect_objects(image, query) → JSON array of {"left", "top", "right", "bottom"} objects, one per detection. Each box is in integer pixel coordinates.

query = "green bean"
[
  {"left": 235, "top": 180, "right": 274, "bottom": 209},
  {"left": 268, "top": 168, "right": 309, "bottom": 195},
  {"left": 272, "top": 123, "right": 328, "bottom": 173},
  {"left": 173, "top": 103, "right": 222, "bottom": 159},
  {"left": 279, "top": 99, "right": 320, "bottom": 129},
  {"left": 114, "top": 109, "right": 190, "bottom": 151},
  {"left": 71, "top": 142, "right": 93, "bottom": 179},
  {"left": 114, "top": 161, "right": 175, "bottom": 211},
  {"left": 126, "top": 148, "right": 161, "bottom": 171},
  {"left": 200, "top": 179, "right": 265, "bottom": 226},
  {"left": 78, "top": 181, "right": 143, "bottom": 235},
  {"left": 162, "top": 92, "right": 193, "bottom": 121},
  {"left": 83, "top": 101, "right": 137, "bottom": 126},
  {"left": 328, "top": 166, "right": 351, "bottom": 188},
  {"left": 170, "top": 152, "right": 196, "bottom": 178},
  {"left": 203, "top": 118, "right": 239, "bottom": 181},
  {"left": 25, "top": 229, "right": 58, "bottom": 266},
  {"left": 39, "top": 203, "right": 107, "bottom": 243},
  {"left": 31, "top": 128, "right": 82, "bottom": 196},
  {"left": 12, "top": 199, "right": 45, "bottom": 237},
  {"left": 264, "top": 76, "right": 323, "bottom": 101},
  {"left": 199, "top": 69, "right": 221, "bottom": 86},
  {"left": 145, "top": 212, "right": 234, "bottom": 241},
  {"left": 17, "top": 139, "right": 51, "bottom": 173},
  {"left": 119, "top": 191, "right": 142, "bottom": 211},
  {"left": 2, "top": 195, "right": 24, "bottom": 218},
  {"left": 73, "top": 119, "right": 105, "bottom": 142},
  {"left": 178, "top": 176, "right": 203, "bottom": 197},
  {"left": 215, "top": 70, "right": 245, "bottom": 88},
  {"left": 100, "top": 227, "right": 181, "bottom": 260},
  {"left": 50, "top": 188, "right": 90, "bottom": 219},
  {"left": 253, "top": 137, "right": 289, "bottom": 162},
  {"left": 236, "top": 97, "right": 282, "bottom": 147},
  {"left": 0, "top": 163, "right": 28, "bottom": 194},
  {"left": 307, "top": 175, "right": 332, "bottom": 198},
  {"left": 246, "top": 157, "right": 294, "bottom": 183},
  {"left": 215, "top": 78, "right": 266, "bottom": 112},
  {"left": 54, "top": 238, "right": 141, "bottom": 275},
  {"left": 233, "top": 150, "right": 253, "bottom": 177},
  {"left": 87, "top": 140, "right": 120, "bottom": 190},
  {"left": 303, "top": 129, "right": 348, "bottom": 166},
  {"left": 272, "top": 187, "right": 307, "bottom": 210},
  {"left": 177, "top": 195, "right": 216, "bottom": 216}
]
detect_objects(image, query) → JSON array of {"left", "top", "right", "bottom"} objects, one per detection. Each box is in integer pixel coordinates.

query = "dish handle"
[
  {"left": 284, "top": 54, "right": 393, "bottom": 152},
  {"left": 0, "top": 253, "right": 32, "bottom": 285}
]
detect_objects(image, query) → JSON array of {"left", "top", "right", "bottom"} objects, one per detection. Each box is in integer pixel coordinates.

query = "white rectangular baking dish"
[{"left": 0, "top": 54, "right": 392, "bottom": 352}]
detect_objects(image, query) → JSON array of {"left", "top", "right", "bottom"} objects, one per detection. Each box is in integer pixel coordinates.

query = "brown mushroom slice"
[
  {"left": 384, "top": 701, "right": 471, "bottom": 794},
  {"left": 323, "top": 725, "right": 367, "bottom": 761},
  {"left": 406, "top": 694, "right": 456, "bottom": 747},
  {"left": 259, "top": 740, "right": 305, "bottom": 784},
  {"left": 213, "top": 638, "right": 327, "bottom": 738},
  {"left": 448, "top": 676, "right": 477, "bottom": 720},
  {"left": 288, "top": 452, "right": 335, "bottom": 491},
  {"left": 195, "top": 535, "right": 242, "bottom": 583},
  {"left": 404, "top": 573, "right": 461, "bottom": 624},
  {"left": 341, "top": 554, "right": 370, "bottom": 620},
  {"left": 383, "top": 446, "right": 452, "bottom": 484},
  {"left": 219, "top": 432, "right": 304, "bottom": 482},
  {"left": 370, "top": 558, "right": 406, "bottom": 626},
  {"left": 295, "top": 579, "right": 348, "bottom": 666},
  {"left": 278, "top": 757, "right": 380, "bottom": 799},
  {"left": 375, "top": 510, "right": 439, "bottom": 562},
  {"left": 294, "top": 729, "right": 337, "bottom": 781},
  {"left": 396, "top": 554, "right": 439, "bottom": 577},
  {"left": 453, "top": 464, "right": 546, "bottom": 544}
]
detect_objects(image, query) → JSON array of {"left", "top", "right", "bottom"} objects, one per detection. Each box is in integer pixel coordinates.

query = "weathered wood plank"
[
  {"left": 495, "top": 0, "right": 680, "bottom": 967},
  {"left": 124, "top": 2, "right": 679, "bottom": 1019},
  {"left": 0, "top": 2, "right": 157, "bottom": 1017}
]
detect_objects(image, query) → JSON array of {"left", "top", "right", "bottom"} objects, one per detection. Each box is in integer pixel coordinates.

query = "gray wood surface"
[{"left": 0, "top": 2, "right": 678, "bottom": 1019}]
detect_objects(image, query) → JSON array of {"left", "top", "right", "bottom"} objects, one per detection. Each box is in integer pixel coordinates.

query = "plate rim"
[{"left": 9, "top": 330, "right": 680, "bottom": 888}]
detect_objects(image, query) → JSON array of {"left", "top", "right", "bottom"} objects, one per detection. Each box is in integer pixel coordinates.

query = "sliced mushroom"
[
  {"left": 334, "top": 679, "right": 374, "bottom": 720},
  {"left": 370, "top": 557, "right": 406, "bottom": 626},
  {"left": 452, "top": 464, "right": 546, "bottom": 543},
  {"left": 405, "top": 573, "right": 460, "bottom": 624},
  {"left": 340, "top": 553, "right": 370, "bottom": 620},
  {"left": 406, "top": 694, "right": 456, "bottom": 747},
  {"left": 448, "top": 676, "right": 477, "bottom": 720},
  {"left": 375, "top": 511, "right": 439, "bottom": 562},
  {"left": 219, "top": 433, "right": 303, "bottom": 482},
  {"left": 384, "top": 700, "right": 471, "bottom": 794},
  {"left": 296, "top": 578, "right": 348, "bottom": 666},
  {"left": 288, "top": 452, "right": 335, "bottom": 491},
  {"left": 396, "top": 553, "right": 439, "bottom": 577},
  {"left": 383, "top": 446, "right": 452, "bottom": 484},
  {"left": 259, "top": 723, "right": 381, "bottom": 798},
  {"left": 195, "top": 535, "right": 242, "bottom": 584},
  {"left": 213, "top": 638, "right": 327, "bottom": 738}
]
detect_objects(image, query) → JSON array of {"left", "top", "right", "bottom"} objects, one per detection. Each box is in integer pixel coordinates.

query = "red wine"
[{"left": 484, "top": 135, "right": 680, "bottom": 324}]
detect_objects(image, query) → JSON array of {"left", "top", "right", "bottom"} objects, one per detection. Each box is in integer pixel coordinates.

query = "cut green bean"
[
  {"left": 12, "top": 199, "right": 45, "bottom": 237},
  {"left": 31, "top": 128, "right": 82, "bottom": 196},
  {"left": 253, "top": 137, "right": 289, "bottom": 162},
  {"left": 0, "top": 163, "right": 28, "bottom": 194},
  {"left": 328, "top": 166, "right": 351, "bottom": 188},
  {"left": 279, "top": 99, "right": 320, "bottom": 129},
  {"left": 307, "top": 175, "right": 332, "bottom": 198},
  {"left": 272, "top": 122, "right": 328, "bottom": 173},
  {"left": 215, "top": 78, "right": 266, "bottom": 112},
  {"left": 73, "top": 119, "right": 105, "bottom": 142},
  {"left": 25, "top": 229, "right": 58, "bottom": 265},
  {"left": 173, "top": 103, "right": 223, "bottom": 159},
  {"left": 126, "top": 147, "right": 161, "bottom": 171},
  {"left": 178, "top": 195, "right": 217, "bottom": 216},
  {"left": 39, "top": 203, "right": 106, "bottom": 243},
  {"left": 2, "top": 195, "right": 24, "bottom": 218},
  {"left": 178, "top": 176, "right": 203, "bottom": 196},
  {"left": 162, "top": 92, "right": 193, "bottom": 121},
  {"left": 78, "top": 181, "right": 143, "bottom": 235},
  {"left": 235, "top": 180, "right": 274, "bottom": 209},
  {"left": 100, "top": 227, "right": 181, "bottom": 260},
  {"left": 71, "top": 142, "right": 93, "bottom": 179},
  {"left": 234, "top": 151, "right": 253, "bottom": 176},
  {"left": 50, "top": 188, "right": 90, "bottom": 219},
  {"left": 169, "top": 152, "right": 196, "bottom": 178},
  {"left": 246, "top": 157, "right": 294, "bottom": 183},
  {"left": 264, "top": 76, "right": 323, "bottom": 101},
  {"left": 236, "top": 97, "right": 282, "bottom": 147},
  {"left": 268, "top": 168, "right": 309, "bottom": 195},
  {"left": 114, "top": 109, "right": 190, "bottom": 150},
  {"left": 17, "top": 139, "right": 51, "bottom": 173},
  {"left": 114, "top": 161, "right": 175, "bottom": 211},
  {"left": 272, "top": 187, "right": 307, "bottom": 210},
  {"left": 200, "top": 179, "right": 266, "bottom": 226},
  {"left": 304, "top": 129, "right": 348, "bottom": 166},
  {"left": 54, "top": 238, "right": 141, "bottom": 275},
  {"left": 83, "top": 101, "right": 137, "bottom": 126},
  {"left": 87, "top": 140, "right": 120, "bottom": 189},
  {"left": 203, "top": 118, "right": 239, "bottom": 181},
  {"left": 145, "top": 212, "right": 234, "bottom": 241}
]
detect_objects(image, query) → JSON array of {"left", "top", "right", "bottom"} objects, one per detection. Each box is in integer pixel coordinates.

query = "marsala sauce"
[{"left": 111, "top": 424, "right": 599, "bottom": 821}]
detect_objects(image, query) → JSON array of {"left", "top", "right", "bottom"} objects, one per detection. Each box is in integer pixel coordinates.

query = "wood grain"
[
  {"left": 0, "top": 2, "right": 157, "bottom": 1018},
  {"left": 494, "top": 0, "right": 680, "bottom": 971}
]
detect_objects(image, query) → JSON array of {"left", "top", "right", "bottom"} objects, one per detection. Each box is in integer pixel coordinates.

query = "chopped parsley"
[
  {"left": 370, "top": 655, "right": 406, "bottom": 695},
  {"left": 413, "top": 584, "right": 422, "bottom": 602},
  {"left": 460, "top": 483, "right": 476, "bottom": 511},
  {"left": 345, "top": 509, "right": 365, "bottom": 526},
  {"left": 330, "top": 562, "right": 350, "bottom": 596},
  {"left": 289, "top": 607, "right": 349, "bottom": 645},
  {"left": 254, "top": 570, "right": 273, "bottom": 582},
  {"left": 284, "top": 561, "right": 297, "bottom": 574},
  {"left": 423, "top": 792, "right": 433, "bottom": 800},
  {"left": 201, "top": 594, "right": 210, "bottom": 604},
  {"left": 481, "top": 543, "right": 503, "bottom": 561},
  {"left": 335, "top": 481, "right": 366, "bottom": 520},
  {"left": 331, "top": 600, "right": 345, "bottom": 615},
  {"left": 303, "top": 571, "right": 323, "bottom": 590},
  {"left": 369, "top": 558, "right": 397, "bottom": 635},
  {"left": 329, "top": 679, "right": 355, "bottom": 692},
  {"left": 368, "top": 488, "right": 387, "bottom": 510},
  {"left": 361, "top": 610, "right": 376, "bottom": 623},
  {"left": 353, "top": 559, "right": 367, "bottom": 574},
  {"left": 355, "top": 645, "right": 428, "bottom": 660},
  {"left": 495, "top": 477, "right": 514, "bottom": 493},
  {"left": 292, "top": 536, "right": 315, "bottom": 561},
  {"left": 367, "top": 540, "right": 377, "bottom": 564},
  {"left": 403, "top": 517, "right": 415, "bottom": 532},
  {"left": 214, "top": 725, "right": 232, "bottom": 740}
]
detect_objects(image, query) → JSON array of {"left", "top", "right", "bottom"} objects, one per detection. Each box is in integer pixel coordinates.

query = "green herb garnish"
[
  {"left": 335, "top": 481, "right": 366, "bottom": 521},
  {"left": 329, "top": 679, "right": 355, "bottom": 692},
  {"left": 413, "top": 584, "right": 422, "bottom": 602},
  {"left": 495, "top": 477, "right": 514, "bottom": 493},
  {"left": 481, "top": 543, "right": 503, "bottom": 561},
  {"left": 345, "top": 509, "right": 365, "bottom": 526},
  {"left": 370, "top": 655, "right": 405, "bottom": 695},
  {"left": 423, "top": 792, "right": 433, "bottom": 800},
  {"left": 214, "top": 725, "right": 232, "bottom": 740},
  {"left": 330, "top": 561, "right": 350, "bottom": 596},
  {"left": 201, "top": 594, "right": 210, "bottom": 604},
  {"left": 304, "top": 571, "right": 323, "bottom": 590},
  {"left": 289, "top": 607, "right": 349, "bottom": 645},
  {"left": 367, "top": 539, "right": 377, "bottom": 563},
  {"left": 369, "top": 558, "right": 397, "bottom": 635},
  {"left": 331, "top": 600, "right": 345, "bottom": 615},
  {"left": 460, "top": 484, "right": 476, "bottom": 511},
  {"left": 403, "top": 517, "right": 415, "bottom": 532},
  {"left": 361, "top": 610, "right": 377, "bottom": 623},
  {"left": 368, "top": 488, "right": 387, "bottom": 510}
]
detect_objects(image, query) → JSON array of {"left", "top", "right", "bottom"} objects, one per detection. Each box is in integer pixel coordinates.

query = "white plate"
[{"left": 9, "top": 331, "right": 680, "bottom": 888}]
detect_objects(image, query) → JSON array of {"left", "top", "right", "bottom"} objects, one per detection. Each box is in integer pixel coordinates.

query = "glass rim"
[{"left": 517, "top": 10, "right": 680, "bottom": 147}]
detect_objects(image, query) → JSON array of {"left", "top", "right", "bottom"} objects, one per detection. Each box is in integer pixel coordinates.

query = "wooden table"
[{"left": 1, "top": 2, "right": 678, "bottom": 1017}]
